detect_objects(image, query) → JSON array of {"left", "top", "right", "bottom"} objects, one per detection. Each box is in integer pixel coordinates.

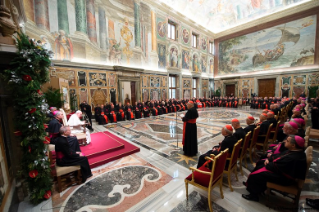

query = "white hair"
[{"left": 76, "top": 110, "right": 82, "bottom": 114}]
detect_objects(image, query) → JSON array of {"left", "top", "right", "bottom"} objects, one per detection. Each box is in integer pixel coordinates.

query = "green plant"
[
  {"left": 44, "top": 87, "right": 64, "bottom": 108},
  {"left": 1, "top": 32, "right": 53, "bottom": 204}
]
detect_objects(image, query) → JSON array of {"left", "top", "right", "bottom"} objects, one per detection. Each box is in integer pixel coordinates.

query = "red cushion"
[{"left": 186, "top": 165, "right": 212, "bottom": 187}]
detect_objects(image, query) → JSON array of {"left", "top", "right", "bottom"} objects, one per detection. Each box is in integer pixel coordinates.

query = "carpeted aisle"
[{"left": 80, "top": 131, "right": 140, "bottom": 168}]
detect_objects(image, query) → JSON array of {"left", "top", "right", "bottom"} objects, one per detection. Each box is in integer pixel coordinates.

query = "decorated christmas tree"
[{"left": 1, "top": 33, "right": 53, "bottom": 204}]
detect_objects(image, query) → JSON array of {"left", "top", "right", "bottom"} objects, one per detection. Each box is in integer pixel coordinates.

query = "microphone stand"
[{"left": 176, "top": 109, "right": 178, "bottom": 149}]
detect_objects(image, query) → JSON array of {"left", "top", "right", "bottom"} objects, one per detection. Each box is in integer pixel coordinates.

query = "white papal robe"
[{"left": 67, "top": 114, "right": 91, "bottom": 144}]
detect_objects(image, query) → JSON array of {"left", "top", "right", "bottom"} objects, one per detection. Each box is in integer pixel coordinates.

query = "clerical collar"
[{"left": 62, "top": 135, "right": 67, "bottom": 137}]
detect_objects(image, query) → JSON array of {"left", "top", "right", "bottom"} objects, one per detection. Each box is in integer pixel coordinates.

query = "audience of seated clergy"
[
  {"left": 197, "top": 125, "right": 237, "bottom": 169},
  {"left": 67, "top": 110, "right": 91, "bottom": 144},
  {"left": 231, "top": 119, "right": 246, "bottom": 143},
  {"left": 244, "top": 116, "right": 256, "bottom": 134},
  {"left": 55, "top": 126, "right": 92, "bottom": 183},
  {"left": 242, "top": 135, "right": 307, "bottom": 202},
  {"left": 47, "top": 111, "right": 63, "bottom": 144}
]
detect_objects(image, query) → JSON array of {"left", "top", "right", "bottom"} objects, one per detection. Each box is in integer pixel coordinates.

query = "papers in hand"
[{"left": 180, "top": 114, "right": 185, "bottom": 118}]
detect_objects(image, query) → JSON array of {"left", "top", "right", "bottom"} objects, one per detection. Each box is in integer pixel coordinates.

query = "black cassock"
[
  {"left": 55, "top": 136, "right": 92, "bottom": 183},
  {"left": 125, "top": 106, "right": 134, "bottom": 120},
  {"left": 197, "top": 135, "right": 237, "bottom": 169},
  {"left": 134, "top": 107, "right": 142, "bottom": 119},
  {"left": 47, "top": 118, "right": 62, "bottom": 144},
  {"left": 94, "top": 107, "right": 101, "bottom": 123},
  {"left": 143, "top": 106, "right": 150, "bottom": 118},
  {"left": 182, "top": 107, "right": 199, "bottom": 156},
  {"left": 246, "top": 150, "right": 307, "bottom": 196}
]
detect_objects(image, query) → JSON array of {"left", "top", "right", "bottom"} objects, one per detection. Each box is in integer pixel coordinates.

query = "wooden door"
[
  {"left": 131, "top": 81, "right": 136, "bottom": 105},
  {"left": 226, "top": 84, "right": 235, "bottom": 97},
  {"left": 258, "top": 79, "right": 276, "bottom": 98}
]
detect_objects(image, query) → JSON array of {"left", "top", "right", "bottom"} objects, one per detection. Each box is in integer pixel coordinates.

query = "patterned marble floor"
[{"left": 18, "top": 107, "right": 319, "bottom": 212}]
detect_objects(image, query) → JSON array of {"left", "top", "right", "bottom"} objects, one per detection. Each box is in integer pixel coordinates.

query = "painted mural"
[
  {"left": 182, "top": 27, "right": 190, "bottom": 44},
  {"left": 201, "top": 56, "right": 207, "bottom": 73},
  {"left": 158, "top": 0, "right": 311, "bottom": 33},
  {"left": 182, "top": 50, "right": 190, "bottom": 69},
  {"left": 156, "top": 17, "right": 166, "bottom": 39},
  {"left": 192, "top": 53, "right": 200, "bottom": 72},
  {"left": 89, "top": 73, "right": 107, "bottom": 86},
  {"left": 218, "top": 15, "right": 316, "bottom": 76},
  {"left": 158, "top": 43, "right": 166, "bottom": 69},
  {"left": 170, "top": 47, "right": 179, "bottom": 68},
  {"left": 201, "top": 37, "right": 207, "bottom": 51},
  {"left": 209, "top": 58, "right": 214, "bottom": 74}
]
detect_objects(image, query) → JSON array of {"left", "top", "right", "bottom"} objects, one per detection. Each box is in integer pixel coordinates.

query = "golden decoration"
[{"left": 174, "top": 153, "right": 197, "bottom": 165}]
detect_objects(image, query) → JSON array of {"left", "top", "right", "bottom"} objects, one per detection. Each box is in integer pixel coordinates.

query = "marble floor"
[{"left": 18, "top": 107, "right": 319, "bottom": 212}]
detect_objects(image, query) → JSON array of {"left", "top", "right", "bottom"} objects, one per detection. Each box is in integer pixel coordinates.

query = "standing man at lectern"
[{"left": 182, "top": 101, "right": 199, "bottom": 156}]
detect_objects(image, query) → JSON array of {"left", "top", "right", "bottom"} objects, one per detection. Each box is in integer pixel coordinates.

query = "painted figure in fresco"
[
  {"left": 120, "top": 17, "right": 133, "bottom": 64},
  {"left": 182, "top": 51, "right": 190, "bottom": 69},
  {"left": 109, "top": 38, "right": 122, "bottom": 64},
  {"left": 202, "top": 38, "right": 207, "bottom": 50},
  {"left": 53, "top": 30, "right": 73, "bottom": 61},
  {"left": 157, "top": 21, "right": 166, "bottom": 37},
  {"left": 170, "top": 48, "right": 178, "bottom": 68},
  {"left": 202, "top": 57, "right": 207, "bottom": 73},
  {"left": 182, "top": 29, "right": 189, "bottom": 43},
  {"left": 210, "top": 58, "right": 214, "bottom": 73},
  {"left": 109, "top": 74, "right": 115, "bottom": 87},
  {"left": 158, "top": 44, "right": 166, "bottom": 69},
  {"left": 193, "top": 54, "right": 200, "bottom": 72},
  {"left": 40, "top": 35, "right": 52, "bottom": 52}
]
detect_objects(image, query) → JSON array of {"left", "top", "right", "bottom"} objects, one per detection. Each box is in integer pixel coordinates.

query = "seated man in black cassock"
[
  {"left": 117, "top": 103, "right": 125, "bottom": 121},
  {"left": 244, "top": 116, "right": 256, "bottom": 134},
  {"left": 47, "top": 107, "right": 57, "bottom": 120},
  {"left": 182, "top": 101, "right": 198, "bottom": 156},
  {"left": 55, "top": 126, "right": 92, "bottom": 183},
  {"left": 134, "top": 102, "right": 142, "bottom": 119},
  {"left": 47, "top": 111, "right": 63, "bottom": 144},
  {"left": 142, "top": 103, "right": 150, "bottom": 118},
  {"left": 231, "top": 119, "right": 246, "bottom": 144},
  {"left": 197, "top": 125, "right": 237, "bottom": 168},
  {"left": 125, "top": 103, "right": 134, "bottom": 120},
  {"left": 267, "top": 111, "right": 277, "bottom": 129},
  {"left": 242, "top": 135, "right": 307, "bottom": 202}
]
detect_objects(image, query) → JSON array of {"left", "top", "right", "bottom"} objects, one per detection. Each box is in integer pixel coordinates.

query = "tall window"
[
  {"left": 168, "top": 22, "right": 176, "bottom": 40},
  {"left": 169, "top": 76, "right": 176, "bottom": 99},
  {"left": 209, "top": 42, "right": 214, "bottom": 54},
  {"left": 192, "top": 34, "right": 197, "bottom": 48},
  {"left": 192, "top": 78, "right": 197, "bottom": 98}
]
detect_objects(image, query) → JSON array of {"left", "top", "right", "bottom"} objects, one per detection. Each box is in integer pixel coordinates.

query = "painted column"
[
  {"left": 134, "top": 0, "right": 141, "bottom": 48},
  {"left": 98, "top": 7, "right": 107, "bottom": 50},
  {"left": 23, "top": 0, "right": 35, "bottom": 22},
  {"left": 57, "top": 0, "right": 69, "bottom": 34},
  {"left": 86, "top": 0, "right": 97, "bottom": 43},
  {"left": 151, "top": 10, "right": 156, "bottom": 51},
  {"left": 75, "top": 0, "right": 87, "bottom": 33},
  {"left": 34, "top": 0, "right": 50, "bottom": 30}
]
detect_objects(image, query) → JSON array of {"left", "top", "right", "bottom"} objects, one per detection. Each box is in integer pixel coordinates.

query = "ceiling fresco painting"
[{"left": 158, "top": 0, "right": 312, "bottom": 33}]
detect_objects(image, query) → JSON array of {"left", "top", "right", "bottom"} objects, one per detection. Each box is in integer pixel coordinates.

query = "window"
[
  {"left": 192, "top": 78, "right": 197, "bottom": 98},
  {"left": 169, "top": 76, "right": 176, "bottom": 99},
  {"left": 192, "top": 34, "right": 197, "bottom": 48},
  {"left": 168, "top": 22, "right": 176, "bottom": 40},
  {"left": 209, "top": 42, "right": 214, "bottom": 54}
]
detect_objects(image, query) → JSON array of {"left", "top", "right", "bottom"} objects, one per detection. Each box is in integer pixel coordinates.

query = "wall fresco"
[{"left": 218, "top": 15, "right": 316, "bottom": 76}]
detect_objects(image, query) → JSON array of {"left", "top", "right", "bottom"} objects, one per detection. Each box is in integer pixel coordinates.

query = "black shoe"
[
  {"left": 242, "top": 194, "right": 259, "bottom": 202},
  {"left": 306, "top": 199, "right": 319, "bottom": 209}
]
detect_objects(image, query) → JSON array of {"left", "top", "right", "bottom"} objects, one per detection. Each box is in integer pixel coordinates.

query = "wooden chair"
[
  {"left": 185, "top": 149, "right": 229, "bottom": 212},
  {"left": 305, "top": 126, "right": 310, "bottom": 136},
  {"left": 238, "top": 98, "right": 243, "bottom": 108},
  {"left": 238, "top": 132, "right": 251, "bottom": 175},
  {"left": 304, "top": 136, "right": 309, "bottom": 148},
  {"left": 60, "top": 108, "right": 87, "bottom": 145},
  {"left": 256, "top": 123, "right": 273, "bottom": 154},
  {"left": 49, "top": 150, "right": 82, "bottom": 193},
  {"left": 309, "top": 128, "right": 319, "bottom": 139},
  {"left": 246, "top": 126, "right": 260, "bottom": 165},
  {"left": 223, "top": 139, "right": 242, "bottom": 192},
  {"left": 268, "top": 120, "right": 281, "bottom": 144},
  {"left": 266, "top": 146, "right": 313, "bottom": 212}
]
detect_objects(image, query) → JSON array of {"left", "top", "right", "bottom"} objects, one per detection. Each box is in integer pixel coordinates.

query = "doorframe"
[
  {"left": 254, "top": 76, "right": 280, "bottom": 97},
  {"left": 118, "top": 76, "right": 141, "bottom": 104},
  {"left": 222, "top": 81, "right": 238, "bottom": 97}
]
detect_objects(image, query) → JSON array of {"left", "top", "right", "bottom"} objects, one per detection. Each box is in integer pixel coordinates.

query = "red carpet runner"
[{"left": 80, "top": 131, "right": 140, "bottom": 169}]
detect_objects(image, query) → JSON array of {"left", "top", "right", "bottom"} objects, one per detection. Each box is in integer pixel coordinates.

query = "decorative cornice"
[{"left": 113, "top": 65, "right": 144, "bottom": 72}]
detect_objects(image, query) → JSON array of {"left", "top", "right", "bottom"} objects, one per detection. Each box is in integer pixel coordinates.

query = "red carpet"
[{"left": 80, "top": 131, "right": 140, "bottom": 169}]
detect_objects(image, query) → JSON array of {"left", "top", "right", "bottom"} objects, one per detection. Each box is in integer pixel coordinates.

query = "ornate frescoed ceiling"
[{"left": 158, "top": 0, "right": 312, "bottom": 34}]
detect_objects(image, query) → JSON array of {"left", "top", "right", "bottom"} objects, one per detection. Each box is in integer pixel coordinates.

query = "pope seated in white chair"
[{"left": 67, "top": 111, "right": 91, "bottom": 144}]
